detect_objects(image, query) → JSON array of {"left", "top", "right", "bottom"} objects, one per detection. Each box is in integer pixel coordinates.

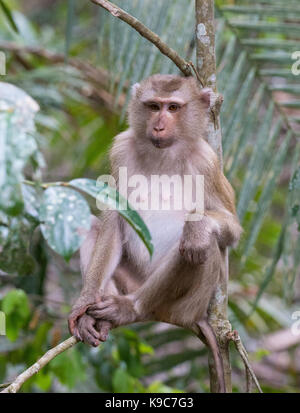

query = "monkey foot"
[
  {"left": 179, "top": 238, "right": 209, "bottom": 265},
  {"left": 87, "top": 295, "right": 138, "bottom": 327},
  {"left": 77, "top": 314, "right": 111, "bottom": 347}
]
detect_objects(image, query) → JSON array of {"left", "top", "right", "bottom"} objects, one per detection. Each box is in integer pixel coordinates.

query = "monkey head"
[{"left": 128, "top": 74, "right": 212, "bottom": 150}]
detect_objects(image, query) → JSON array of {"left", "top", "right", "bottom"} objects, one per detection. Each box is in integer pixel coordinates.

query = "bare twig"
[
  {"left": 0, "top": 382, "right": 11, "bottom": 389},
  {"left": 188, "top": 61, "right": 204, "bottom": 87},
  {"left": 0, "top": 40, "right": 125, "bottom": 111},
  {"left": 0, "top": 40, "right": 109, "bottom": 85},
  {"left": 227, "top": 330, "right": 263, "bottom": 393},
  {"left": 90, "top": 0, "right": 192, "bottom": 77},
  {"left": 1, "top": 336, "right": 78, "bottom": 393}
]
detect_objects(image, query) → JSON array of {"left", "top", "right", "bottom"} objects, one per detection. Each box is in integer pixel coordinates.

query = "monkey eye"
[
  {"left": 168, "top": 103, "right": 180, "bottom": 112},
  {"left": 148, "top": 103, "right": 160, "bottom": 111}
]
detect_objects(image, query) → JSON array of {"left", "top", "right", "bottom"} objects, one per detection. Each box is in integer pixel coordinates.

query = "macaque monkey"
[{"left": 68, "top": 74, "right": 242, "bottom": 393}]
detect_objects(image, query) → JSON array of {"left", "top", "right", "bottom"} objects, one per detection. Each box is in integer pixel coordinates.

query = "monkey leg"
[
  {"left": 196, "top": 319, "right": 226, "bottom": 393},
  {"left": 87, "top": 240, "right": 221, "bottom": 328},
  {"left": 70, "top": 215, "right": 121, "bottom": 344},
  {"left": 79, "top": 215, "right": 102, "bottom": 276}
]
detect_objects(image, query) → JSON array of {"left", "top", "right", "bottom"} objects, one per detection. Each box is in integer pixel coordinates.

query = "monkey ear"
[
  {"left": 131, "top": 82, "right": 141, "bottom": 97},
  {"left": 199, "top": 87, "right": 212, "bottom": 108}
]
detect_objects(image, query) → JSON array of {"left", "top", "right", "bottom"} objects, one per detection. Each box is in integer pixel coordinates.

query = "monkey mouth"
[{"left": 150, "top": 137, "right": 174, "bottom": 149}]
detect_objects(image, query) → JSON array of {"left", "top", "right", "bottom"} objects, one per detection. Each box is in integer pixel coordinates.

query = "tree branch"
[
  {"left": 195, "top": 0, "right": 231, "bottom": 393},
  {"left": 0, "top": 40, "right": 109, "bottom": 85},
  {"left": 1, "top": 336, "right": 78, "bottom": 393},
  {"left": 90, "top": 0, "right": 192, "bottom": 77},
  {"left": 0, "top": 40, "right": 125, "bottom": 111}
]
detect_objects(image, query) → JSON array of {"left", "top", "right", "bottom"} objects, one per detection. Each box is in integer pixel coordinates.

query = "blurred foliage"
[{"left": 0, "top": 0, "right": 299, "bottom": 393}]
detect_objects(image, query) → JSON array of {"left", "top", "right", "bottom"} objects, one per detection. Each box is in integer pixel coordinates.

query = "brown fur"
[{"left": 68, "top": 75, "right": 242, "bottom": 393}]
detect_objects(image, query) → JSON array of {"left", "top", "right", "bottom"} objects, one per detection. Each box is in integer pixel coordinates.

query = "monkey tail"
[{"left": 196, "top": 319, "right": 226, "bottom": 393}]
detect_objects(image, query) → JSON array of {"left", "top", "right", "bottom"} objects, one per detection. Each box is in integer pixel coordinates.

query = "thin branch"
[
  {"left": 188, "top": 61, "right": 204, "bottom": 87},
  {"left": 1, "top": 336, "right": 78, "bottom": 393},
  {"left": 0, "top": 40, "right": 125, "bottom": 111},
  {"left": 90, "top": 0, "right": 192, "bottom": 77},
  {"left": 227, "top": 330, "right": 263, "bottom": 393},
  {"left": 0, "top": 40, "right": 109, "bottom": 85},
  {"left": 0, "top": 382, "right": 11, "bottom": 389}
]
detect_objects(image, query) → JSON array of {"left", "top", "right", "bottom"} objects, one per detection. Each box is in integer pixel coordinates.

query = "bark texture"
[{"left": 195, "top": 0, "right": 232, "bottom": 393}]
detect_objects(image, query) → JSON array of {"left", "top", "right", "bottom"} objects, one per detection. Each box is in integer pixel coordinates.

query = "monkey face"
[
  {"left": 128, "top": 74, "right": 212, "bottom": 149},
  {"left": 144, "top": 99, "right": 185, "bottom": 149}
]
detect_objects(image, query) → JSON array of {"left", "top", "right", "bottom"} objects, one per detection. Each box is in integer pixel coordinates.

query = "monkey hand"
[
  {"left": 87, "top": 295, "right": 138, "bottom": 328},
  {"left": 68, "top": 303, "right": 91, "bottom": 340},
  {"left": 179, "top": 218, "right": 215, "bottom": 265},
  {"left": 68, "top": 292, "right": 100, "bottom": 339}
]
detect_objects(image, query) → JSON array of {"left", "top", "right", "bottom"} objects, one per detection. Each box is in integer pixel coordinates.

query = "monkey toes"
[
  {"left": 76, "top": 314, "right": 110, "bottom": 347},
  {"left": 179, "top": 238, "right": 210, "bottom": 265},
  {"left": 87, "top": 295, "right": 137, "bottom": 327}
]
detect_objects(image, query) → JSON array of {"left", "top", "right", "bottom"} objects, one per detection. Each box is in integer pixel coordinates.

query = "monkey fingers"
[{"left": 77, "top": 313, "right": 102, "bottom": 347}]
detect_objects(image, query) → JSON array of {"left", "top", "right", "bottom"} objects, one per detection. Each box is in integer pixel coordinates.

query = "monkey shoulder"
[
  {"left": 111, "top": 129, "right": 135, "bottom": 151},
  {"left": 110, "top": 129, "right": 135, "bottom": 168}
]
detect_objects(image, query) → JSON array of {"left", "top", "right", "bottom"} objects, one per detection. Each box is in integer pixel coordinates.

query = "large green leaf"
[
  {"left": 39, "top": 186, "right": 91, "bottom": 260},
  {"left": 0, "top": 82, "right": 39, "bottom": 216},
  {"left": 1, "top": 289, "right": 30, "bottom": 341},
  {"left": 70, "top": 178, "right": 153, "bottom": 256},
  {"left": 0, "top": 0, "right": 18, "bottom": 33}
]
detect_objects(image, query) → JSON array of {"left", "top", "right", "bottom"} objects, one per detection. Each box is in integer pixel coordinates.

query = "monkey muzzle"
[{"left": 150, "top": 136, "right": 174, "bottom": 149}]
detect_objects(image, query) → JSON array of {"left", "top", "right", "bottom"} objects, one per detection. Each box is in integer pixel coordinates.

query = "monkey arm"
[
  {"left": 68, "top": 211, "right": 122, "bottom": 338},
  {"left": 181, "top": 157, "right": 242, "bottom": 260}
]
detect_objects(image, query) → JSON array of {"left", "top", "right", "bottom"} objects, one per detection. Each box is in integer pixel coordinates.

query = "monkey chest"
[{"left": 124, "top": 210, "right": 185, "bottom": 269}]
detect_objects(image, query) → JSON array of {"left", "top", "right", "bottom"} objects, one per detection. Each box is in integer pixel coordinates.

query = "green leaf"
[
  {"left": 146, "top": 381, "right": 184, "bottom": 393},
  {"left": 1, "top": 289, "right": 30, "bottom": 341},
  {"left": 35, "top": 371, "right": 52, "bottom": 391},
  {"left": 65, "top": 0, "right": 75, "bottom": 58},
  {"left": 39, "top": 186, "right": 91, "bottom": 260},
  {"left": 252, "top": 221, "right": 287, "bottom": 311},
  {"left": 289, "top": 166, "right": 300, "bottom": 192},
  {"left": 0, "top": 0, "right": 19, "bottom": 33},
  {"left": 0, "top": 216, "right": 37, "bottom": 274},
  {"left": 112, "top": 367, "right": 137, "bottom": 393},
  {"left": 21, "top": 184, "right": 42, "bottom": 221},
  {"left": 51, "top": 347, "right": 86, "bottom": 389},
  {"left": 242, "top": 131, "right": 291, "bottom": 260},
  {"left": 251, "top": 348, "right": 270, "bottom": 362},
  {"left": 70, "top": 178, "right": 153, "bottom": 256},
  {"left": 0, "top": 83, "right": 39, "bottom": 216},
  {"left": 2, "top": 289, "right": 29, "bottom": 316},
  {"left": 138, "top": 341, "right": 154, "bottom": 355}
]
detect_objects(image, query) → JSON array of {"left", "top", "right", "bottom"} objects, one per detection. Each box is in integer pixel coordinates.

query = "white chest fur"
[{"left": 124, "top": 209, "right": 185, "bottom": 274}]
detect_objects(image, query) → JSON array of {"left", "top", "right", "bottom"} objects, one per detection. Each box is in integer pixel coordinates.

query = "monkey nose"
[{"left": 154, "top": 126, "right": 165, "bottom": 132}]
